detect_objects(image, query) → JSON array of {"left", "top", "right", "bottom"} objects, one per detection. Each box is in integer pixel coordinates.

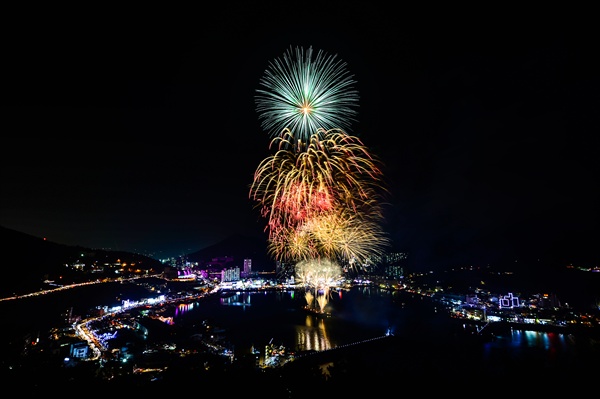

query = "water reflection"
[
  {"left": 295, "top": 315, "right": 335, "bottom": 352},
  {"left": 491, "top": 329, "right": 570, "bottom": 350},
  {"left": 214, "top": 290, "right": 338, "bottom": 352},
  {"left": 174, "top": 302, "right": 196, "bottom": 317},
  {"left": 220, "top": 292, "right": 252, "bottom": 308},
  {"left": 168, "top": 287, "right": 590, "bottom": 371},
  {"left": 481, "top": 327, "right": 576, "bottom": 368}
]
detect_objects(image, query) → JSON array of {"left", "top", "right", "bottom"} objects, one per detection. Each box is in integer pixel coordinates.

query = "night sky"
[{"left": 2, "top": 6, "right": 598, "bottom": 270}]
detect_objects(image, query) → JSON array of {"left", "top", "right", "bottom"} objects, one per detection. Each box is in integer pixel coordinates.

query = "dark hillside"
[
  {"left": 0, "top": 226, "right": 163, "bottom": 296},
  {"left": 186, "top": 233, "right": 273, "bottom": 271}
]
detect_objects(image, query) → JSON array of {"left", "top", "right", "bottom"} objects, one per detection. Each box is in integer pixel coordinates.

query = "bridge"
[{"left": 284, "top": 332, "right": 397, "bottom": 370}]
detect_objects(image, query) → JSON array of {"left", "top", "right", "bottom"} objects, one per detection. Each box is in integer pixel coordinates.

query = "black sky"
[{"left": 2, "top": 6, "right": 598, "bottom": 270}]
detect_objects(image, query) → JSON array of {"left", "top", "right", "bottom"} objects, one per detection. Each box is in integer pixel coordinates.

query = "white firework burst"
[{"left": 256, "top": 46, "right": 359, "bottom": 143}]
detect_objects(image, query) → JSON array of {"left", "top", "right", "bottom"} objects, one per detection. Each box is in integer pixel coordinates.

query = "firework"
[
  {"left": 301, "top": 210, "right": 390, "bottom": 267},
  {"left": 250, "top": 128, "right": 386, "bottom": 233},
  {"left": 295, "top": 258, "right": 343, "bottom": 313},
  {"left": 295, "top": 258, "right": 343, "bottom": 286},
  {"left": 256, "top": 46, "right": 359, "bottom": 144},
  {"left": 264, "top": 204, "right": 389, "bottom": 267},
  {"left": 250, "top": 128, "right": 389, "bottom": 271},
  {"left": 252, "top": 48, "right": 391, "bottom": 284}
]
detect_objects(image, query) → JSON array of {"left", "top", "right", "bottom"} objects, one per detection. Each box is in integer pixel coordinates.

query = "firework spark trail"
[
  {"left": 303, "top": 210, "right": 390, "bottom": 266},
  {"left": 249, "top": 129, "right": 390, "bottom": 269},
  {"left": 250, "top": 128, "right": 387, "bottom": 241},
  {"left": 295, "top": 258, "right": 343, "bottom": 290},
  {"left": 263, "top": 204, "right": 389, "bottom": 267},
  {"left": 316, "top": 294, "right": 329, "bottom": 313},
  {"left": 295, "top": 258, "right": 344, "bottom": 312},
  {"left": 304, "top": 290, "right": 314, "bottom": 308},
  {"left": 256, "top": 46, "right": 359, "bottom": 144}
]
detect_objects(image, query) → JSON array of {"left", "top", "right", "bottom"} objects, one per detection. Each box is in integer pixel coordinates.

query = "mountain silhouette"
[
  {"left": 0, "top": 226, "right": 274, "bottom": 296},
  {"left": 186, "top": 233, "right": 273, "bottom": 271},
  {"left": 0, "top": 226, "right": 162, "bottom": 296}
]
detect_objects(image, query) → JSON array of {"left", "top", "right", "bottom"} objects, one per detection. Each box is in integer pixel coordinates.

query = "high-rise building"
[
  {"left": 221, "top": 266, "right": 240, "bottom": 282},
  {"left": 382, "top": 252, "right": 408, "bottom": 279},
  {"left": 244, "top": 258, "right": 252, "bottom": 276}
]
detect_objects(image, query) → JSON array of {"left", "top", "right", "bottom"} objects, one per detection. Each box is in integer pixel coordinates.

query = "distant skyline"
[{"left": 2, "top": 7, "right": 598, "bottom": 269}]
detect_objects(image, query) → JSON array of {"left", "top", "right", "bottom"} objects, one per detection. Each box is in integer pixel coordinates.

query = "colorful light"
[{"left": 256, "top": 46, "right": 359, "bottom": 144}]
